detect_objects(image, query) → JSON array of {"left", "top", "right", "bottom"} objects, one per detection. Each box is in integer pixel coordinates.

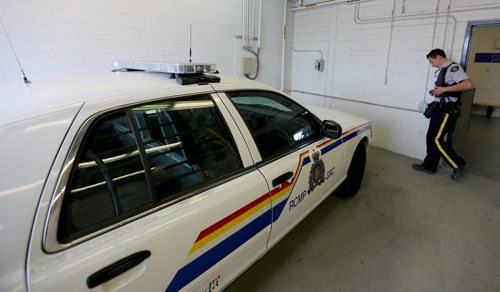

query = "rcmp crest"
[
  {"left": 308, "top": 151, "right": 325, "bottom": 194},
  {"left": 450, "top": 65, "right": 459, "bottom": 72}
]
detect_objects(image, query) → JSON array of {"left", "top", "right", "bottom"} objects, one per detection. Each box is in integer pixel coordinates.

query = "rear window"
[{"left": 58, "top": 95, "right": 243, "bottom": 243}]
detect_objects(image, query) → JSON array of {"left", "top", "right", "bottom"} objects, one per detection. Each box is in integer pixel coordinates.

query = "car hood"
[{"left": 307, "top": 106, "right": 370, "bottom": 132}]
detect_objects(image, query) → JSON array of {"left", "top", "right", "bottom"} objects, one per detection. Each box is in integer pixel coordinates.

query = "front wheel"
[{"left": 335, "top": 142, "right": 366, "bottom": 197}]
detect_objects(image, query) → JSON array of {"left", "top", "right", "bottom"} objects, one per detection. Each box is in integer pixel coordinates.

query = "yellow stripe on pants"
[{"left": 435, "top": 113, "right": 459, "bottom": 169}]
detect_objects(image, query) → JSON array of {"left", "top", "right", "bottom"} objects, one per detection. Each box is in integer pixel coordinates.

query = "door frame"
[
  {"left": 460, "top": 19, "right": 500, "bottom": 118},
  {"left": 460, "top": 19, "right": 500, "bottom": 70}
]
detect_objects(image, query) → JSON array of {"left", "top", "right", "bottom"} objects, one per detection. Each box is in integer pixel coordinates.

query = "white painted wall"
[
  {"left": 2, "top": 0, "right": 499, "bottom": 159},
  {"left": 285, "top": 0, "right": 500, "bottom": 159},
  {"left": 0, "top": 0, "right": 284, "bottom": 88}
]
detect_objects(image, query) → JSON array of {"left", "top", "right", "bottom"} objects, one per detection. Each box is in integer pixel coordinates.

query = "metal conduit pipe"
[
  {"left": 250, "top": 0, "right": 253, "bottom": 43},
  {"left": 354, "top": 1, "right": 457, "bottom": 103},
  {"left": 241, "top": 0, "right": 262, "bottom": 80},
  {"left": 287, "top": 90, "right": 420, "bottom": 112},
  {"left": 292, "top": 0, "right": 500, "bottom": 13},
  {"left": 425, "top": 0, "right": 442, "bottom": 103},
  {"left": 354, "top": 2, "right": 457, "bottom": 25},
  {"left": 251, "top": 0, "right": 255, "bottom": 45},
  {"left": 353, "top": 2, "right": 458, "bottom": 58},
  {"left": 448, "top": 10, "right": 457, "bottom": 60},
  {"left": 353, "top": 1, "right": 500, "bottom": 106},
  {"left": 430, "top": 0, "right": 441, "bottom": 52},
  {"left": 292, "top": 47, "right": 323, "bottom": 60},
  {"left": 280, "top": 0, "right": 287, "bottom": 90},
  {"left": 384, "top": 0, "right": 396, "bottom": 85},
  {"left": 286, "top": 1, "right": 500, "bottom": 112},
  {"left": 244, "top": 0, "right": 252, "bottom": 47},
  {"left": 290, "top": 0, "right": 373, "bottom": 12},
  {"left": 258, "top": 0, "right": 262, "bottom": 49},
  {"left": 250, "top": 0, "right": 253, "bottom": 45},
  {"left": 442, "top": 0, "right": 452, "bottom": 49},
  {"left": 242, "top": 0, "right": 246, "bottom": 47},
  {"left": 355, "top": 2, "right": 500, "bottom": 23}
]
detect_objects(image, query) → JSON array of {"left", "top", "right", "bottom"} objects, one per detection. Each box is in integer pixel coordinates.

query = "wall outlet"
[{"left": 314, "top": 59, "right": 324, "bottom": 72}]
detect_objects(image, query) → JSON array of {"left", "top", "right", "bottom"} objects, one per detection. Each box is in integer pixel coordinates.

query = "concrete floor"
[
  {"left": 227, "top": 115, "right": 500, "bottom": 292},
  {"left": 458, "top": 115, "right": 500, "bottom": 181}
]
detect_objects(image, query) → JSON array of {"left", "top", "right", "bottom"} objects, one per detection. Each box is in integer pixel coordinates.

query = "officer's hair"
[{"left": 427, "top": 49, "right": 446, "bottom": 59}]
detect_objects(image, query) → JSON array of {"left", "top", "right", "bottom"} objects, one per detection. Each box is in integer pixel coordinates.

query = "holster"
[
  {"left": 423, "top": 101, "right": 440, "bottom": 119},
  {"left": 423, "top": 100, "right": 461, "bottom": 119},
  {"left": 443, "top": 101, "right": 461, "bottom": 118}
]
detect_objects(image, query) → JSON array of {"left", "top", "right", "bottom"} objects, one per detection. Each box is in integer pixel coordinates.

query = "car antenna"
[
  {"left": 188, "top": 24, "right": 192, "bottom": 63},
  {"left": 0, "top": 16, "right": 31, "bottom": 85}
]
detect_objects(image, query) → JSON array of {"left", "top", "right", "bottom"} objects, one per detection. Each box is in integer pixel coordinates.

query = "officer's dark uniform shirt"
[{"left": 433, "top": 60, "right": 470, "bottom": 103}]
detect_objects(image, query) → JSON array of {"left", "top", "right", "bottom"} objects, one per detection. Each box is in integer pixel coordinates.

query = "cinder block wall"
[
  {"left": 3, "top": 0, "right": 499, "bottom": 159},
  {"left": 0, "top": 0, "right": 284, "bottom": 88},
  {"left": 285, "top": 0, "right": 500, "bottom": 159}
]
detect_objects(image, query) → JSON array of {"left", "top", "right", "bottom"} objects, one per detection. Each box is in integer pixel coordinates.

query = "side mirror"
[{"left": 321, "top": 120, "right": 342, "bottom": 139}]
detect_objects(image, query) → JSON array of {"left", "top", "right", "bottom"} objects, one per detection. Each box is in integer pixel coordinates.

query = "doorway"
[
  {"left": 459, "top": 20, "right": 500, "bottom": 181},
  {"left": 461, "top": 20, "right": 500, "bottom": 118}
]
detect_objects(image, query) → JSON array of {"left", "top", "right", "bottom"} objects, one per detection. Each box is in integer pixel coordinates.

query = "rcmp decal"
[
  {"left": 289, "top": 151, "right": 336, "bottom": 211},
  {"left": 165, "top": 123, "right": 372, "bottom": 292},
  {"left": 308, "top": 151, "right": 325, "bottom": 194}
]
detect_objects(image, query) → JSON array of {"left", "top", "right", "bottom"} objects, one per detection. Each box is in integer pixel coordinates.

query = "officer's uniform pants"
[{"left": 422, "top": 107, "right": 465, "bottom": 172}]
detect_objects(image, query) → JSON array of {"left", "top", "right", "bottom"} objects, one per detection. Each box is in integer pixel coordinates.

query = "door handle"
[
  {"left": 87, "top": 250, "right": 151, "bottom": 289},
  {"left": 272, "top": 171, "right": 293, "bottom": 187}
]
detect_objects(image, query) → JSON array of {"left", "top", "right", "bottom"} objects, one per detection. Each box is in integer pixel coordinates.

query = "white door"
[
  {"left": 28, "top": 93, "right": 271, "bottom": 291},
  {"left": 218, "top": 90, "right": 347, "bottom": 248}
]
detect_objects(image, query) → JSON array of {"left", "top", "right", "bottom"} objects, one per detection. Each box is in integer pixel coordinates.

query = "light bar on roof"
[{"left": 113, "top": 61, "right": 217, "bottom": 74}]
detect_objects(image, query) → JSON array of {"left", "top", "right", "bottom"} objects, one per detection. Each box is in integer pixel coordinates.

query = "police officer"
[{"left": 412, "top": 48, "right": 473, "bottom": 180}]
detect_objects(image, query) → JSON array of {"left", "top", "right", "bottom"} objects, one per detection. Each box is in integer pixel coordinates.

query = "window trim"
[
  {"left": 225, "top": 90, "right": 324, "bottom": 164},
  {"left": 43, "top": 94, "right": 248, "bottom": 253}
]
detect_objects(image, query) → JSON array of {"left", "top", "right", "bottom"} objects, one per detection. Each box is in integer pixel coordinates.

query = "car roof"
[{"left": 0, "top": 71, "right": 270, "bottom": 127}]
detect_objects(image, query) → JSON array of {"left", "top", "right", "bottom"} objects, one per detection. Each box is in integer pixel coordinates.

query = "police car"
[{"left": 0, "top": 62, "right": 371, "bottom": 291}]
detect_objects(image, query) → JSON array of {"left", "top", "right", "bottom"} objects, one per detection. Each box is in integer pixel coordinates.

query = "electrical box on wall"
[
  {"left": 314, "top": 59, "right": 324, "bottom": 71},
  {"left": 242, "top": 57, "right": 255, "bottom": 75}
]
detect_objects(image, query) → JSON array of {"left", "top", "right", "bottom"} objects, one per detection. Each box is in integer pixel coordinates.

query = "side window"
[
  {"left": 58, "top": 95, "right": 242, "bottom": 243},
  {"left": 227, "top": 91, "right": 321, "bottom": 160},
  {"left": 58, "top": 112, "right": 151, "bottom": 242},
  {"left": 131, "top": 95, "right": 242, "bottom": 199}
]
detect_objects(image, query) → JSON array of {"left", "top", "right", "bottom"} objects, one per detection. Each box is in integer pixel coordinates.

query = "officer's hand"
[{"left": 429, "top": 86, "right": 445, "bottom": 96}]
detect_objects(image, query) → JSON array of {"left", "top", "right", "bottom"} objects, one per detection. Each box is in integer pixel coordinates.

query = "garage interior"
[
  {"left": 1, "top": 0, "right": 499, "bottom": 291},
  {"left": 227, "top": 114, "right": 500, "bottom": 291}
]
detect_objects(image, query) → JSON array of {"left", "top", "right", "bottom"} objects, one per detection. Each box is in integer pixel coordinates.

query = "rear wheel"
[{"left": 335, "top": 142, "right": 366, "bottom": 197}]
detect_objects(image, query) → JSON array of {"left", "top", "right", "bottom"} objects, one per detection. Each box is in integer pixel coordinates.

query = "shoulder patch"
[{"left": 450, "top": 65, "right": 459, "bottom": 72}]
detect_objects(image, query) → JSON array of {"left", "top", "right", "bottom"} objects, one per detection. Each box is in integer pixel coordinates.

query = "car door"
[
  {"left": 27, "top": 91, "right": 272, "bottom": 291},
  {"left": 215, "top": 89, "right": 348, "bottom": 248}
]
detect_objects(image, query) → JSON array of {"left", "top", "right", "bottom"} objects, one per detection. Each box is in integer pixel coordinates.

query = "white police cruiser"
[{"left": 0, "top": 62, "right": 371, "bottom": 291}]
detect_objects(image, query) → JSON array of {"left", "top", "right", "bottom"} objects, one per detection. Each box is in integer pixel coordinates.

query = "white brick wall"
[
  {"left": 286, "top": 0, "right": 500, "bottom": 159},
  {"left": 4, "top": 0, "right": 497, "bottom": 159},
  {"left": 0, "top": 0, "right": 284, "bottom": 88}
]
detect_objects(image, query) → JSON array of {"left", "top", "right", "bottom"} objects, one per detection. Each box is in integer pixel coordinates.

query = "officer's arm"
[{"left": 441, "top": 79, "right": 474, "bottom": 93}]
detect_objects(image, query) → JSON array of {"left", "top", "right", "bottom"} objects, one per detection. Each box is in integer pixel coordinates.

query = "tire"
[{"left": 335, "top": 142, "right": 366, "bottom": 197}]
